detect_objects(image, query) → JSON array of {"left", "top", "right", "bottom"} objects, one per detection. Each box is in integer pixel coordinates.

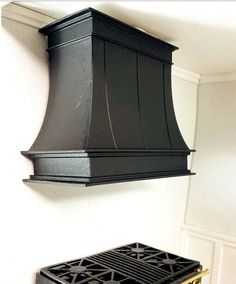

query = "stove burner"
[
  {"left": 162, "top": 259, "right": 176, "bottom": 265},
  {"left": 70, "top": 266, "right": 87, "bottom": 273},
  {"left": 115, "top": 243, "right": 160, "bottom": 260},
  {"left": 44, "top": 259, "right": 108, "bottom": 283},
  {"left": 131, "top": 248, "right": 144, "bottom": 253}
]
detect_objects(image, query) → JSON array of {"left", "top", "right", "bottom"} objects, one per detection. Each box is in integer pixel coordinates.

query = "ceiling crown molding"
[
  {"left": 200, "top": 72, "right": 236, "bottom": 83},
  {"left": 172, "top": 66, "right": 200, "bottom": 84},
  {"left": 2, "top": 2, "right": 55, "bottom": 28}
]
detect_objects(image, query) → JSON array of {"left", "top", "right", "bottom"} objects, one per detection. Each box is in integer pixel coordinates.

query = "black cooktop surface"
[{"left": 40, "top": 243, "right": 200, "bottom": 284}]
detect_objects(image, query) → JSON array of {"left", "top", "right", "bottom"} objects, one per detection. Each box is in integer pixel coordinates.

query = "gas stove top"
[{"left": 37, "top": 243, "right": 202, "bottom": 284}]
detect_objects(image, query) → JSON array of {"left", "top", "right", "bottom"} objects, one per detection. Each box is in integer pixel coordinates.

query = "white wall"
[
  {"left": 183, "top": 79, "right": 236, "bottom": 284},
  {"left": 185, "top": 81, "right": 236, "bottom": 236},
  {"left": 0, "top": 12, "right": 198, "bottom": 284}
]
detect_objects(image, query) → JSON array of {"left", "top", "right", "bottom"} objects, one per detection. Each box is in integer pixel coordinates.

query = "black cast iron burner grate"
[{"left": 38, "top": 243, "right": 200, "bottom": 284}]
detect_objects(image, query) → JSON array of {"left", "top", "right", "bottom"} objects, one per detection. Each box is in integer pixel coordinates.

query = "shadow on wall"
[
  {"left": 23, "top": 179, "right": 158, "bottom": 202},
  {"left": 2, "top": 16, "right": 48, "bottom": 61}
]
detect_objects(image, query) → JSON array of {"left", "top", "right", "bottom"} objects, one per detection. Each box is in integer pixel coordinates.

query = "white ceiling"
[{"left": 19, "top": 1, "right": 236, "bottom": 75}]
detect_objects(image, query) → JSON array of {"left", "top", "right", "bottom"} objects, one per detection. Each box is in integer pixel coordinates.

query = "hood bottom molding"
[{"left": 22, "top": 150, "right": 193, "bottom": 186}]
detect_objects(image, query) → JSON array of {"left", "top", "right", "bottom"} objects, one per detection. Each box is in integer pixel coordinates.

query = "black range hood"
[{"left": 21, "top": 8, "right": 194, "bottom": 186}]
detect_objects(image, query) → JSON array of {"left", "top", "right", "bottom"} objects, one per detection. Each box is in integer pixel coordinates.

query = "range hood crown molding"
[{"left": 21, "top": 7, "right": 194, "bottom": 186}]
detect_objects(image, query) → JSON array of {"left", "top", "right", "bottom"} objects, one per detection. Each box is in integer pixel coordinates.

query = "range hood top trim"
[
  {"left": 39, "top": 7, "right": 176, "bottom": 65},
  {"left": 22, "top": 7, "right": 194, "bottom": 186},
  {"left": 39, "top": 7, "right": 178, "bottom": 51}
]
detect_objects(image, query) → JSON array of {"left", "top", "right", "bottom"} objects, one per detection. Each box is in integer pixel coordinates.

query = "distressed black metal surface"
[
  {"left": 163, "top": 64, "right": 189, "bottom": 149},
  {"left": 30, "top": 38, "right": 93, "bottom": 151},
  {"left": 22, "top": 7, "right": 194, "bottom": 185},
  {"left": 31, "top": 154, "right": 188, "bottom": 177},
  {"left": 105, "top": 41, "right": 145, "bottom": 148},
  {"left": 86, "top": 37, "right": 115, "bottom": 148},
  {"left": 138, "top": 54, "right": 170, "bottom": 148}
]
